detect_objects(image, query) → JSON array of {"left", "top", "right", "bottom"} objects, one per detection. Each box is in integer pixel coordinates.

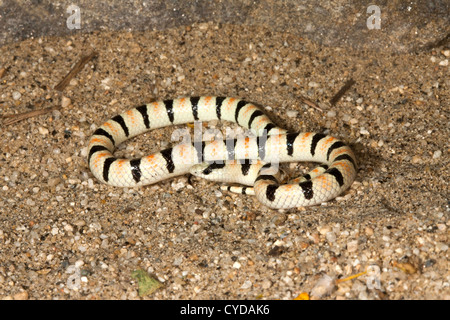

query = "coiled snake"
[{"left": 87, "top": 96, "right": 357, "bottom": 209}]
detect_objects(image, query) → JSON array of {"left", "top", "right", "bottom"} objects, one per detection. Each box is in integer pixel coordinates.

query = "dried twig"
[
  {"left": 329, "top": 78, "right": 356, "bottom": 106},
  {"left": 2, "top": 105, "right": 61, "bottom": 126},
  {"left": 2, "top": 51, "right": 97, "bottom": 125},
  {"left": 298, "top": 95, "right": 323, "bottom": 112},
  {"left": 54, "top": 51, "right": 98, "bottom": 91}
]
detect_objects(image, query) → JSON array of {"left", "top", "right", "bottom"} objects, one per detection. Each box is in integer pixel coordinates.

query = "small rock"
[
  {"left": 325, "top": 231, "right": 337, "bottom": 243},
  {"left": 101, "top": 77, "right": 112, "bottom": 90},
  {"left": 61, "top": 96, "right": 71, "bottom": 108},
  {"left": 287, "top": 110, "right": 298, "bottom": 118},
  {"left": 47, "top": 177, "right": 61, "bottom": 187},
  {"left": 311, "top": 275, "right": 336, "bottom": 298},
  {"left": 12, "top": 91, "right": 21, "bottom": 100},
  {"left": 364, "top": 226, "right": 374, "bottom": 236},
  {"left": 327, "top": 110, "right": 336, "bottom": 118},
  {"left": 171, "top": 179, "right": 185, "bottom": 191},
  {"left": 129, "top": 43, "right": 141, "bottom": 54},
  {"left": 173, "top": 257, "right": 183, "bottom": 266},
  {"left": 271, "top": 214, "right": 286, "bottom": 226},
  {"left": 347, "top": 240, "right": 358, "bottom": 253},
  {"left": 222, "top": 75, "right": 233, "bottom": 83},
  {"left": 411, "top": 155, "right": 421, "bottom": 164},
  {"left": 13, "top": 291, "right": 29, "bottom": 300},
  {"left": 318, "top": 225, "right": 332, "bottom": 235},
  {"left": 261, "top": 279, "right": 272, "bottom": 289},
  {"left": 432, "top": 150, "right": 442, "bottom": 159},
  {"left": 359, "top": 128, "right": 369, "bottom": 135},
  {"left": 438, "top": 59, "right": 448, "bottom": 66},
  {"left": 73, "top": 219, "right": 86, "bottom": 227},
  {"left": 393, "top": 261, "right": 417, "bottom": 274},
  {"left": 436, "top": 243, "right": 448, "bottom": 252},
  {"left": 38, "top": 127, "right": 49, "bottom": 135},
  {"left": 240, "top": 280, "right": 252, "bottom": 289}
]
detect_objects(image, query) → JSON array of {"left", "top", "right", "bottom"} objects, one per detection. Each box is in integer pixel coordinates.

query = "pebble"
[
  {"left": 101, "top": 77, "right": 112, "bottom": 89},
  {"left": 73, "top": 219, "right": 86, "bottom": 227},
  {"left": 271, "top": 214, "right": 286, "bottom": 226},
  {"left": 438, "top": 59, "right": 448, "bottom": 66},
  {"left": 325, "top": 231, "right": 337, "bottom": 243},
  {"left": 240, "top": 280, "right": 252, "bottom": 289},
  {"left": 222, "top": 75, "right": 233, "bottom": 83},
  {"left": 432, "top": 150, "right": 441, "bottom": 159},
  {"left": 75, "top": 260, "right": 84, "bottom": 268},
  {"left": 359, "top": 128, "right": 369, "bottom": 135},
  {"left": 411, "top": 155, "right": 421, "bottom": 164},
  {"left": 173, "top": 257, "right": 183, "bottom": 266},
  {"left": 12, "top": 91, "right": 21, "bottom": 100},
  {"left": 61, "top": 96, "right": 71, "bottom": 108},
  {"left": 286, "top": 110, "right": 298, "bottom": 118},
  {"left": 436, "top": 243, "right": 448, "bottom": 252},
  {"left": 364, "top": 227, "right": 374, "bottom": 236},
  {"left": 13, "top": 291, "right": 29, "bottom": 300},
  {"left": 311, "top": 275, "right": 335, "bottom": 298},
  {"left": 282, "top": 276, "right": 293, "bottom": 285},
  {"left": 318, "top": 225, "right": 332, "bottom": 235},
  {"left": 261, "top": 279, "right": 272, "bottom": 289},
  {"left": 347, "top": 240, "right": 358, "bottom": 253},
  {"left": 171, "top": 180, "right": 186, "bottom": 191},
  {"left": 47, "top": 177, "right": 61, "bottom": 187},
  {"left": 38, "top": 127, "right": 49, "bottom": 135}
]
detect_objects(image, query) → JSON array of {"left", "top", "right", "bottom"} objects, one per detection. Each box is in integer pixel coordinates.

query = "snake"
[{"left": 87, "top": 96, "right": 357, "bottom": 209}]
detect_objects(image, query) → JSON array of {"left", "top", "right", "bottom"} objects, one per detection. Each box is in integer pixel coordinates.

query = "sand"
[{"left": 0, "top": 22, "right": 448, "bottom": 300}]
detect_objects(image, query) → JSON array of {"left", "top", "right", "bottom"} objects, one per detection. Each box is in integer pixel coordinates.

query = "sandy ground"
[{"left": 0, "top": 23, "right": 448, "bottom": 300}]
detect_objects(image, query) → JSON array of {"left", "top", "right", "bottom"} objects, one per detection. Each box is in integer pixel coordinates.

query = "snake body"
[{"left": 88, "top": 96, "right": 357, "bottom": 209}]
